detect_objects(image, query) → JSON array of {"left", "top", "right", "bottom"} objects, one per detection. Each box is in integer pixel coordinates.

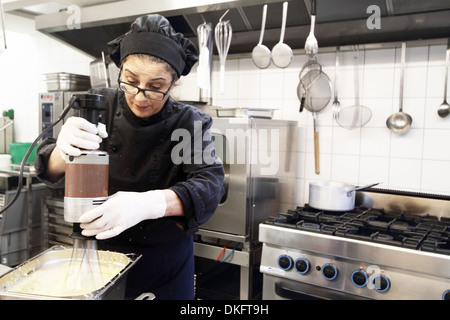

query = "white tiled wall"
[
  {"left": 0, "top": 13, "right": 92, "bottom": 142},
  {"left": 2, "top": 13, "right": 450, "bottom": 202},
  {"left": 180, "top": 40, "right": 450, "bottom": 202}
]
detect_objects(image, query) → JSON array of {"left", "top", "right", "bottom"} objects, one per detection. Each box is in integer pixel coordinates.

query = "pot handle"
[{"left": 346, "top": 182, "right": 380, "bottom": 196}]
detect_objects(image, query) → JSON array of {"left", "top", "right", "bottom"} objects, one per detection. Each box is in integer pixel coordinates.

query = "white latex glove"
[
  {"left": 57, "top": 117, "right": 108, "bottom": 158},
  {"left": 79, "top": 190, "right": 167, "bottom": 240}
]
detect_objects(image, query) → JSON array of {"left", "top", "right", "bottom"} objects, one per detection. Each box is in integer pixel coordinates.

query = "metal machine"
[
  {"left": 194, "top": 117, "right": 298, "bottom": 299},
  {"left": 39, "top": 91, "right": 84, "bottom": 140},
  {"left": 62, "top": 94, "right": 108, "bottom": 239},
  {"left": 259, "top": 189, "right": 450, "bottom": 300}
]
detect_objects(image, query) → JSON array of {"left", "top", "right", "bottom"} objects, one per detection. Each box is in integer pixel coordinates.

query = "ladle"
[
  {"left": 252, "top": 4, "right": 271, "bottom": 69},
  {"left": 386, "top": 42, "right": 412, "bottom": 134},
  {"left": 271, "top": 2, "right": 292, "bottom": 68},
  {"left": 437, "top": 41, "right": 450, "bottom": 118}
]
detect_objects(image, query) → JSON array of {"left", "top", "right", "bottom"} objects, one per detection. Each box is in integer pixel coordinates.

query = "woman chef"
[{"left": 35, "top": 14, "right": 225, "bottom": 300}]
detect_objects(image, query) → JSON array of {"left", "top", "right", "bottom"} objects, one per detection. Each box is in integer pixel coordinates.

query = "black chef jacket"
[{"left": 36, "top": 88, "right": 225, "bottom": 247}]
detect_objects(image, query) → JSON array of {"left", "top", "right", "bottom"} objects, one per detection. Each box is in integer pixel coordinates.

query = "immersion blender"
[{"left": 63, "top": 94, "right": 109, "bottom": 239}]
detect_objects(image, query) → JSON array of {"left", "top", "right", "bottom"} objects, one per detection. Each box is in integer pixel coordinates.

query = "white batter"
[{"left": 7, "top": 258, "right": 126, "bottom": 297}]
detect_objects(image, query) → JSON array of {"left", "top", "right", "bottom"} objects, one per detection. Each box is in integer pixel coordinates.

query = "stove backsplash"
[{"left": 357, "top": 189, "right": 450, "bottom": 220}]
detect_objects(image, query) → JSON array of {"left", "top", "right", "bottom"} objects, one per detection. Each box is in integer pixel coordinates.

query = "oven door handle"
[
  {"left": 275, "top": 281, "right": 322, "bottom": 300},
  {"left": 274, "top": 281, "right": 370, "bottom": 300}
]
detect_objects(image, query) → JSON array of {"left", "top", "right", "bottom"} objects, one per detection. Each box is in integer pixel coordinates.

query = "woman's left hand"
[{"left": 79, "top": 190, "right": 167, "bottom": 239}]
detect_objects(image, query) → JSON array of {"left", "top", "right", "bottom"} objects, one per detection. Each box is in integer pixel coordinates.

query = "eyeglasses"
[{"left": 118, "top": 78, "right": 175, "bottom": 101}]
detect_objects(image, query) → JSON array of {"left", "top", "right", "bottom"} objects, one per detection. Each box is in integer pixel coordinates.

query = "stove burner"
[
  {"left": 297, "top": 222, "right": 321, "bottom": 231},
  {"left": 265, "top": 204, "right": 450, "bottom": 255},
  {"left": 374, "top": 233, "right": 394, "bottom": 241}
]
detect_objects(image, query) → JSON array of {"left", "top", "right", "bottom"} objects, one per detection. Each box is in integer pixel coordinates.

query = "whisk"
[
  {"left": 65, "top": 239, "right": 104, "bottom": 293},
  {"left": 215, "top": 10, "right": 232, "bottom": 94}
]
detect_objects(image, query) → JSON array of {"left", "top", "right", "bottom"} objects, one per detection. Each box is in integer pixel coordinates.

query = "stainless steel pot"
[{"left": 309, "top": 181, "right": 379, "bottom": 211}]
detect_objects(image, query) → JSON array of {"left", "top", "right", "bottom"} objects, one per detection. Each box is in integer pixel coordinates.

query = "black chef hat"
[{"left": 108, "top": 14, "right": 198, "bottom": 77}]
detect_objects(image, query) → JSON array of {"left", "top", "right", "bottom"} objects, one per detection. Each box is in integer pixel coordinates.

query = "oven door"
[{"left": 262, "top": 274, "right": 370, "bottom": 300}]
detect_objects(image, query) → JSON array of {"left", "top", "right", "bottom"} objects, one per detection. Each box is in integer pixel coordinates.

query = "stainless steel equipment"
[
  {"left": 0, "top": 245, "right": 140, "bottom": 300},
  {"left": 39, "top": 91, "right": 84, "bottom": 140},
  {"left": 194, "top": 117, "right": 298, "bottom": 299},
  {"left": 89, "top": 57, "right": 120, "bottom": 89},
  {"left": 259, "top": 189, "right": 450, "bottom": 300},
  {"left": 44, "top": 73, "right": 91, "bottom": 92},
  {"left": 201, "top": 117, "right": 298, "bottom": 241},
  {"left": 0, "top": 174, "right": 50, "bottom": 266},
  {"left": 41, "top": 196, "right": 70, "bottom": 247}
]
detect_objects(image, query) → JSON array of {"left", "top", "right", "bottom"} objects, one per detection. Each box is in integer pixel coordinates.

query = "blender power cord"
[{"left": 0, "top": 96, "right": 78, "bottom": 215}]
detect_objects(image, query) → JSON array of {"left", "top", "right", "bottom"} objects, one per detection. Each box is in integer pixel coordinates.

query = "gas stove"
[{"left": 259, "top": 189, "right": 450, "bottom": 300}]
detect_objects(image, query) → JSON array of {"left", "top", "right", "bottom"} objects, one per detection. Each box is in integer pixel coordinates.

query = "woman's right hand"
[{"left": 56, "top": 117, "right": 108, "bottom": 157}]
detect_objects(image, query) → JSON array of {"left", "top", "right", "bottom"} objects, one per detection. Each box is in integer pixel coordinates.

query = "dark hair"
[{"left": 121, "top": 54, "right": 178, "bottom": 81}]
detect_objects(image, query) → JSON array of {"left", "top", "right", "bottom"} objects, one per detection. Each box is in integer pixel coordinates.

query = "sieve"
[
  {"left": 252, "top": 4, "right": 271, "bottom": 69},
  {"left": 297, "top": 62, "right": 332, "bottom": 114},
  {"left": 297, "top": 64, "right": 332, "bottom": 174},
  {"left": 336, "top": 46, "right": 372, "bottom": 129}
]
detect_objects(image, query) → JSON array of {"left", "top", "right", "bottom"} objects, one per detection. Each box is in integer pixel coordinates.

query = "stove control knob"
[
  {"left": 372, "top": 274, "right": 390, "bottom": 293},
  {"left": 321, "top": 263, "right": 338, "bottom": 281},
  {"left": 295, "top": 258, "right": 310, "bottom": 275},
  {"left": 351, "top": 270, "right": 368, "bottom": 287},
  {"left": 442, "top": 290, "right": 450, "bottom": 300},
  {"left": 277, "top": 255, "right": 293, "bottom": 270}
]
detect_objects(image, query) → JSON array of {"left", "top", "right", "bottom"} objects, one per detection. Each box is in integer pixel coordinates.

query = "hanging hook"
[
  {"left": 219, "top": 9, "right": 230, "bottom": 22},
  {"left": 200, "top": 13, "right": 207, "bottom": 24}
]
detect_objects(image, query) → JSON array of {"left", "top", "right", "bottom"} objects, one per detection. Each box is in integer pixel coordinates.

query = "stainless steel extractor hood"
[{"left": 7, "top": 0, "right": 450, "bottom": 58}]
